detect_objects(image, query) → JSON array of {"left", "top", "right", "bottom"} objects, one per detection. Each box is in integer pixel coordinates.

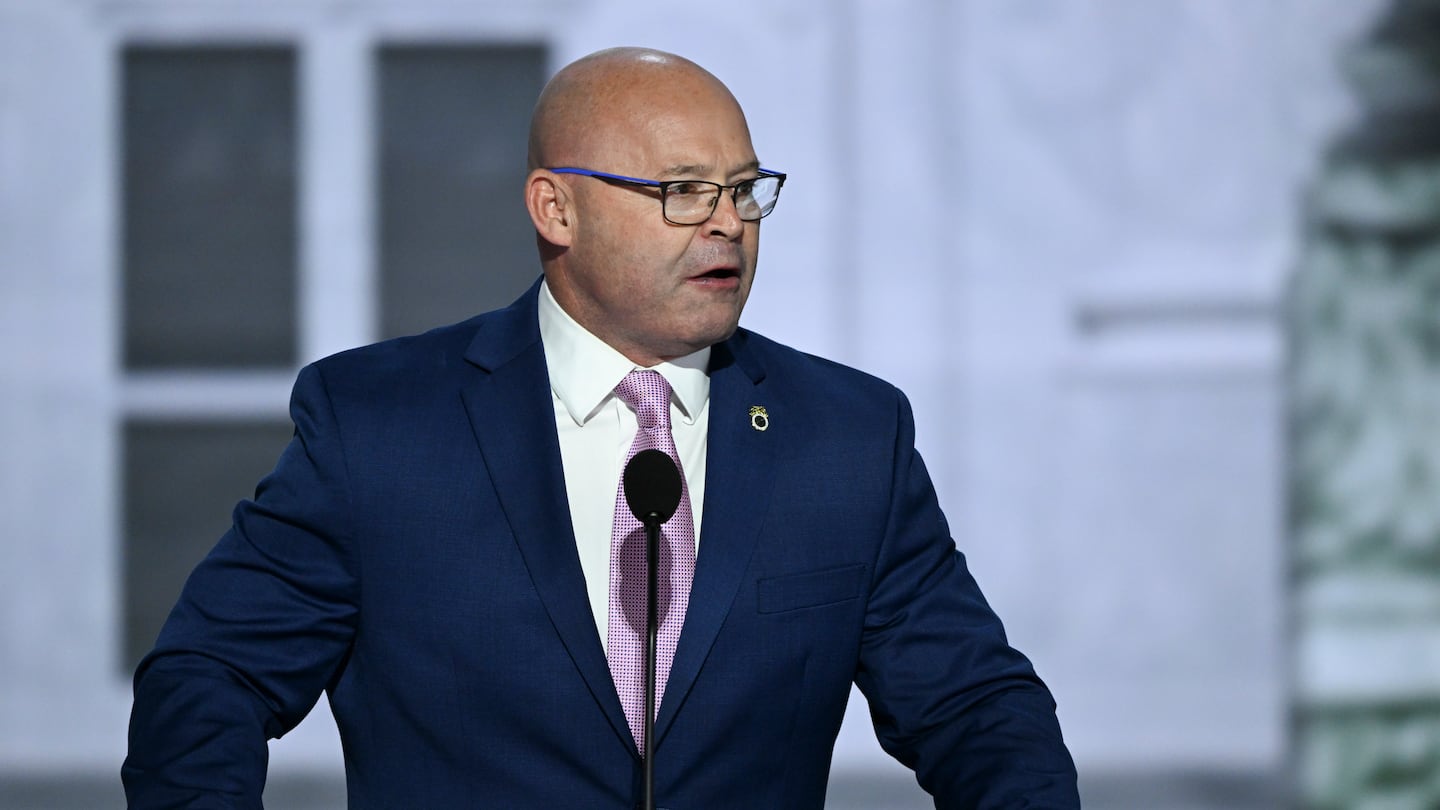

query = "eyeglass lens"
[{"left": 664, "top": 176, "right": 782, "bottom": 224}]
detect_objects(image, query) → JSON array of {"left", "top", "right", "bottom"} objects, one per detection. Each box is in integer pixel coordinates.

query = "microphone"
[
  {"left": 620, "top": 448, "right": 681, "bottom": 810},
  {"left": 624, "top": 448, "right": 682, "bottom": 526}
]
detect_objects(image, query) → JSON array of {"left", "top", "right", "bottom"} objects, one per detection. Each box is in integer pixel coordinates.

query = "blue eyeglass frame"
[{"left": 545, "top": 166, "right": 787, "bottom": 223}]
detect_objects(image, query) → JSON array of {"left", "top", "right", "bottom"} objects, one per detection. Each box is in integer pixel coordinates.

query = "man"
[{"left": 124, "top": 47, "right": 1079, "bottom": 808}]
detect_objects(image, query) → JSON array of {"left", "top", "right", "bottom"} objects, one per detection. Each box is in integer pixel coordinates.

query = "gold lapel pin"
[{"left": 749, "top": 405, "right": 769, "bottom": 432}]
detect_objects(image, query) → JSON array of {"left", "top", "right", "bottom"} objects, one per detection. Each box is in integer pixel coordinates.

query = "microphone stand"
[
  {"left": 642, "top": 517, "right": 660, "bottom": 810},
  {"left": 623, "top": 448, "right": 680, "bottom": 810}
]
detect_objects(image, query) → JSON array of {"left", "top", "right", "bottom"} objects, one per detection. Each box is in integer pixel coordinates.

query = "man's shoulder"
[
  {"left": 725, "top": 327, "right": 903, "bottom": 406},
  {"left": 308, "top": 290, "right": 537, "bottom": 385},
  {"left": 309, "top": 316, "right": 480, "bottom": 383}
]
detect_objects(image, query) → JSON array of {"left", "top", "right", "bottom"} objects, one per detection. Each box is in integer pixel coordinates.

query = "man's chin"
[{"left": 664, "top": 322, "right": 741, "bottom": 358}]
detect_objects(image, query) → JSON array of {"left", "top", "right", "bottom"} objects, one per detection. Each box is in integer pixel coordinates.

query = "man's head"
[{"left": 524, "top": 48, "right": 766, "bottom": 367}]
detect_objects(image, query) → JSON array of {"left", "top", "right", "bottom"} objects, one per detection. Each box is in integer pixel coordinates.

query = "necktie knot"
[{"left": 615, "top": 369, "right": 672, "bottom": 431}]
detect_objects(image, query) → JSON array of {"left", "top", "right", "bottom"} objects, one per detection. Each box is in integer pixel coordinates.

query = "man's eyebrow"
[
  {"left": 659, "top": 164, "right": 711, "bottom": 179},
  {"left": 732, "top": 160, "right": 763, "bottom": 177},
  {"left": 659, "top": 160, "right": 763, "bottom": 179}
]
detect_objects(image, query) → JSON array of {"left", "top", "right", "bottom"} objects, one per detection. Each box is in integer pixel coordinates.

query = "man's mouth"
[{"left": 694, "top": 267, "right": 740, "bottom": 280}]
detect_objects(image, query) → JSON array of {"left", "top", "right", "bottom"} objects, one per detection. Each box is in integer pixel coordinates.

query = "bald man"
[{"left": 124, "top": 48, "right": 1079, "bottom": 809}]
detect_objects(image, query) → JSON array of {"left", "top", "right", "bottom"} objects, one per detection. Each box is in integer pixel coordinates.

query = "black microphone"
[
  {"left": 620, "top": 447, "right": 681, "bottom": 810},
  {"left": 624, "top": 448, "right": 682, "bottom": 526}
]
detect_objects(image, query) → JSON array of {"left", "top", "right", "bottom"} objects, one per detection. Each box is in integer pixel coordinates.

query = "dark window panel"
[
  {"left": 122, "top": 419, "right": 294, "bottom": 672},
  {"left": 378, "top": 44, "right": 547, "bottom": 339},
  {"left": 123, "top": 46, "right": 298, "bottom": 369}
]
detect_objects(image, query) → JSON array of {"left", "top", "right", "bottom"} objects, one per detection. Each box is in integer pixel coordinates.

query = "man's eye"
[
  {"left": 668, "top": 181, "right": 712, "bottom": 197},
  {"left": 734, "top": 179, "right": 757, "bottom": 196}
]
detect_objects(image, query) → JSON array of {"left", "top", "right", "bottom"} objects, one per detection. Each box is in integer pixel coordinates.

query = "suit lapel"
[
  {"left": 655, "top": 334, "right": 776, "bottom": 745},
  {"left": 459, "top": 285, "right": 636, "bottom": 754}
]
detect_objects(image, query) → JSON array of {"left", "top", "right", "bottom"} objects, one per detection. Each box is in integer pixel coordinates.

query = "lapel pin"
[{"left": 749, "top": 405, "right": 769, "bottom": 432}]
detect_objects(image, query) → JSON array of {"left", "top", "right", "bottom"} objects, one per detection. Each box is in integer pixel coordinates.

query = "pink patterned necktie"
[{"left": 608, "top": 369, "right": 696, "bottom": 752}]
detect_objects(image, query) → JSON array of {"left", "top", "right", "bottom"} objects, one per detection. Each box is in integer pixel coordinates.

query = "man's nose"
[{"left": 704, "top": 189, "right": 744, "bottom": 238}]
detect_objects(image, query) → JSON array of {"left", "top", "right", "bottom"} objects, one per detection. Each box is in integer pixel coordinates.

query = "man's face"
[{"left": 547, "top": 83, "right": 761, "bottom": 366}]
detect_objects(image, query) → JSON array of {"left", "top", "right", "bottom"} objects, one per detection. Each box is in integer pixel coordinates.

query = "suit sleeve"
[
  {"left": 853, "top": 391, "right": 1080, "bottom": 809},
  {"left": 122, "top": 364, "right": 360, "bottom": 809}
]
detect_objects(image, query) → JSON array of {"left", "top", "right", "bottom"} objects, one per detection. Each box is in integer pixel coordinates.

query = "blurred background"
[{"left": 3, "top": 0, "right": 1433, "bottom": 807}]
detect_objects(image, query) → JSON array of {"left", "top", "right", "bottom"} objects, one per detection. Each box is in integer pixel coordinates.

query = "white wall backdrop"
[{"left": 0, "top": 0, "right": 1385, "bottom": 798}]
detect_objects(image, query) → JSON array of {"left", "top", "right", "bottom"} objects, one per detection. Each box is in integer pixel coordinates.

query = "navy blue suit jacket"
[{"left": 124, "top": 282, "right": 1078, "bottom": 808}]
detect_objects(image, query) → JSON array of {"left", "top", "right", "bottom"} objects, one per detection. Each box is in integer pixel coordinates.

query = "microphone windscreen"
[{"left": 623, "top": 448, "right": 682, "bottom": 524}]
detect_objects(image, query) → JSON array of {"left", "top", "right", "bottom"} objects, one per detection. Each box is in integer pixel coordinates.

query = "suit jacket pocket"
[{"left": 757, "top": 564, "right": 867, "bottom": 614}]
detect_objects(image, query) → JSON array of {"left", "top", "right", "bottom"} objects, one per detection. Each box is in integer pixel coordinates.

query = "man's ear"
[{"left": 525, "top": 169, "right": 574, "bottom": 248}]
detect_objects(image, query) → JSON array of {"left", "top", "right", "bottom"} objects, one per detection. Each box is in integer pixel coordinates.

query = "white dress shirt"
[{"left": 537, "top": 280, "right": 709, "bottom": 650}]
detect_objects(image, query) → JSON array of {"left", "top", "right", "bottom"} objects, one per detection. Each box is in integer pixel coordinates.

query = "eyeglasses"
[{"left": 547, "top": 167, "right": 787, "bottom": 225}]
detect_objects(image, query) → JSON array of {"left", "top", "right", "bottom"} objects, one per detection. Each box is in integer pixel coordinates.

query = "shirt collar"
[{"left": 538, "top": 279, "right": 711, "bottom": 427}]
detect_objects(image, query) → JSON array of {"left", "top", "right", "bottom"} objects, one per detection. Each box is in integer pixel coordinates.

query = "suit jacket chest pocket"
[{"left": 756, "top": 564, "right": 867, "bottom": 614}]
